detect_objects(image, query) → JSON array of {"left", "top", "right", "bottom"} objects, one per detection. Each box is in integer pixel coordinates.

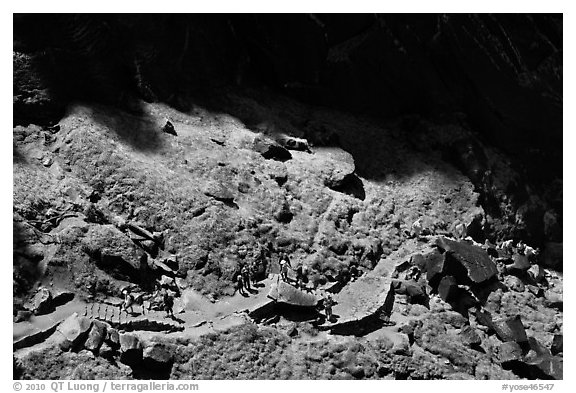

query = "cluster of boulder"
[
  {"left": 53, "top": 313, "right": 174, "bottom": 372},
  {"left": 400, "top": 236, "right": 563, "bottom": 379}
]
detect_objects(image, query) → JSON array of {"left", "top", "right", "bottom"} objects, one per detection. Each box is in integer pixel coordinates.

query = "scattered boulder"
[
  {"left": 202, "top": 181, "right": 236, "bottom": 204},
  {"left": 56, "top": 312, "right": 92, "bottom": 351},
  {"left": 84, "top": 320, "right": 108, "bottom": 352},
  {"left": 459, "top": 326, "right": 482, "bottom": 347},
  {"left": 526, "top": 284, "right": 544, "bottom": 297},
  {"left": 392, "top": 279, "right": 428, "bottom": 305},
  {"left": 274, "top": 200, "right": 294, "bottom": 223},
  {"left": 492, "top": 315, "right": 528, "bottom": 343},
  {"left": 505, "top": 276, "right": 525, "bottom": 292},
  {"left": 325, "top": 173, "right": 365, "bottom": 200},
  {"left": 162, "top": 121, "right": 177, "bottom": 136},
  {"left": 277, "top": 135, "right": 311, "bottom": 152},
  {"left": 498, "top": 341, "right": 523, "bottom": 363},
  {"left": 349, "top": 365, "right": 365, "bottom": 379},
  {"left": 42, "top": 157, "right": 53, "bottom": 167},
  {"left": 253, "top": 136, "right": 292, "bottom": 161}
]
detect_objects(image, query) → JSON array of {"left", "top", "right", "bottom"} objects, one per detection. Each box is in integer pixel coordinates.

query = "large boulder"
[
  {"left": 268, "top": 281, "right": 318, "bottom": 307},
  {"left": 459, "top": 326, "right": 482, "bottom": 347},
  {"left": 319, "top": 149, "right": 365, "bottom": 200},
  {"left": 143, "top": 343, "right": 174, "bottom": 368},
  {"left": 492, "top": 315, "right": 528, "bottom": 343},
  {"left": 26, "top": 286, "right": 54, "bottom": 315},
  {"left": 56, "top": 312, "right": 92, "bottom": 351},
  {"left": 84, "top": 320, "right": 108, "bottom": 352},
  {"left": 498, "top": 341, "right": 523, "bottom": 363},
  {"left": 106, "top": 327, "right": 120, "bottom": 349},
  {"left": 81, "top": 224, "right": 144, "bottom": 279},
  {"left": 551, "top": 334, "right": 563, "bottom": 356},
  {"left": 252, "top": 136, "right": 292, "bottom": 162},
  {"left": 119, "top": 333, "right": 143, "bottom": 366},
  {"left": 202, "top": 180, "right": 236, "bottom": 203},
  {"left": 435, "top": 237, "right": 498, "bottom": 284},
  {"left": 522, "top": 337, "right": 563, "bottom": 380}
]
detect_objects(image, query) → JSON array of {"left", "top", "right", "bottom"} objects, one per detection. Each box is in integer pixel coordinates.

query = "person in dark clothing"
[
  {"left": 381, "top": 282, "right": 396, "bottom": 326},
  {"left": 324, "top": 294, "right": 335, "bottom": 321},
  {"left": 160, "top": 287, "right": 174, "bottom": 318},
  {"left": 241, "top": 264, "right": 251, "bottom": 290},
  {"left": 295, "top": 265, "right": 309, "bottom": 289}
]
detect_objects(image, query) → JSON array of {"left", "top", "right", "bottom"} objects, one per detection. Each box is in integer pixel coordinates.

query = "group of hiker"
[
  {"left": 120, "top": 279, "right": 176, "bottom": 318},
  {"left": 234, "top": 245, "right": 270, "bottom": 296}
]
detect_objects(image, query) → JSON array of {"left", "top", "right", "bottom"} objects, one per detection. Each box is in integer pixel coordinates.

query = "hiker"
[
  {"left": 295, "top": 265, "right": 309, "bottom": 289},
  {"left": 324, "top": 294, "right": 334, "bottom": 321},
  {"left": 147, "top": 282, "right": 162, "bottom": 312},
  {"left": 499, "top": 239, "right": 514, "bottom": 254},
  {"left": 280, "top": 258, "right": 290, "bottom": 282},
  {"left": 410, "top": 218, "right": 423, "bottom": 238},
  {"left": 241, "top": 264, "right": 252, "bottom": 291},
  {"left": 160, "top": 287, "right": 174, "bottom": 318},
  {"left": 350, "top": 261, "right": 361, "bottom": 281},
  {"left": 235, "top": 273, "right": 246, "bottom": 296},
  {"left": 453, "top": 221, "right": 466, "bottom": 240},
  {"left": 279, "top": 252, "right": 292, "bottom": 269},
  {"left": 252, "top": 245, "right": 268, "bottom": 281},
  {"left": 121, "top": 288, "right": 135, "bottom": 315},
  {"left": 405, "top": 265, "right": 421, "bottom": 281},
  {"left": 516, "top": 240, "right": 526, "bottom": 254},
  {"left": 525, "top": 245, "right": 538, "bottom": 261}
]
